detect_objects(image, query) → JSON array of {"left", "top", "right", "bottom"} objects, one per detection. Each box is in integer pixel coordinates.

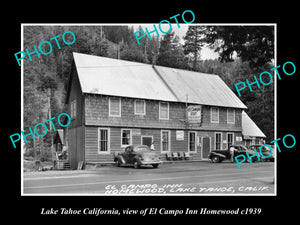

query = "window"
[
  {"left": 215, "top": 132, "right": 222, "bottom": 150},
  {"left": 161, "top": 130, "right": 170, "bottom": 152},
  {"left": 227, "top": 133, "right": 234, "bottom": 149},
  {"left": 189, "top": 132, "right": 197, "bottom": 152},
  {"left": 135, "top": 100, "right": 146, "bottom": 115},
  {"left": 121, "top": 129, "right": 132, "bottom": 147},
  {"left": 227, "top": 108, "right": 235, "bottom": 124},
  {"left": 211, "top": 107, "right": 219, "bottom": 123},
  {"left": 71, "top": 100, "right": 76, "bottom": 119},
  {"left": 159, "top": 102, "right": 169, "bottom": 120},
  {"left": 98, "top": 128, "right": 110, "bottom": 154},
  {"left": 109, "top": 97, "right": 121, "bottom": 117},
  {"left": 251, "top": 137, "right": 256, "bottom": 145},
  {"left": 141, "top": 136, "right": 153, "bottom": 148}
]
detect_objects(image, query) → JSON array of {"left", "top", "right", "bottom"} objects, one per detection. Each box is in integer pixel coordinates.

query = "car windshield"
[
  {"left": 134, "top": 146, "right": 150, "bottom": 152},
  {"left": 261, "top": 146, "right": 271, "bottom": 152}
]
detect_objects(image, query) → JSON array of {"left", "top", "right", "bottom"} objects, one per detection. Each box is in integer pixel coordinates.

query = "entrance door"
[
  {"left": 202, "top": 137, "right": 211, "bottom": 159},
  {"left": 141, "top": 136, "right": 153, "bottom": 148}
]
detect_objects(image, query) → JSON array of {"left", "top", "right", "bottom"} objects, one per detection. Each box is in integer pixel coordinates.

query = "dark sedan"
[
  {"left": 114, "top": 145, "right": 161, "bottom": 169},
  {"left": 208, "top": 145, "right": 257, "bottom": 163},
  {"left": 249, "top": 144, "right": 275, "bottom": 162}
]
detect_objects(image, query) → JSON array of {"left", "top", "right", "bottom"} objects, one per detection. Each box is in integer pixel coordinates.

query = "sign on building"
[
  {"left": 236, "top": 136, "right": 243, "bottom": 142},
  {"left": 187, "top": 105, "right": 202, "bottom": 124},
  {"left": 176, "top": 130, "right": 184, "bottom": 140},
  {"left": 132, "top": 129, "right": 141, "bottom": 136}
]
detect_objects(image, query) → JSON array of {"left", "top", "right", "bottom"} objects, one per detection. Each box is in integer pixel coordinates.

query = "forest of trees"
[{"left": 23, "top": 25, "right": 274, "bottom": 160}]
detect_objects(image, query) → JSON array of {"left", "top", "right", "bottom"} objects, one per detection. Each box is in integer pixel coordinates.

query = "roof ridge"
[
  {"left": 152, "top": 65, "right": 181, "bottom": 102},
  {"left": 154, "top": 64, "right": 220, "bottom": 77},
  {"left": 72, "top": 53, "right": 247, "bottom": 108}
]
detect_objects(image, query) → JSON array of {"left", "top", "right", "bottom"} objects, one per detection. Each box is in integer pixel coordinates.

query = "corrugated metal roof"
[
  {"left": 73, "top": 52, "right": 246, "bottom": 109},
  {"left": 242, "top": 111, "right": 266, "bottom": 138},
  {"left": 73, "top": 52, "right": 178, "bottom": 102},
  {"left": 154, "top": 65, "right": 247, "bottom": 109}
]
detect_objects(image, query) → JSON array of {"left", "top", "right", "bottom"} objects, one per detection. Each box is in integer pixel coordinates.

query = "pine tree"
[
  {"left": 157, "top": 32, "right": 188, "bottom": 69},
  {"left": 183, "top": 26, "right": 205, "bottom": 70}
]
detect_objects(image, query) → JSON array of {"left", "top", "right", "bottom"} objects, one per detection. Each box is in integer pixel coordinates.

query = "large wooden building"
[{"left": 64, "top": 52, "right": 265, "bottom": 169}]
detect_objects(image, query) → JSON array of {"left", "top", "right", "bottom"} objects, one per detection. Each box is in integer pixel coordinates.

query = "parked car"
[
  {"left": 249, "top": 144, "right": 275, "bottom": 162},
  {"left": 208, "top": 144, "right": 258, "bottom": 163},
  {"left": 114, "top": 145, "right": 161, "bottom": 169}
]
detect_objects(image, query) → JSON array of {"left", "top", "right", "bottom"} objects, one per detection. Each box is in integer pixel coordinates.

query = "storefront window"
[
  {"left": 189, "top": 132, "right": 196, "bottom": 152},
  {"left": 121, "top": 129, "right": 132, "bottom": 147},
  {"left": 161, "top": 130, "right": 170, "bottom": 152},
  {"left": 98, "top": 128, "right": 110, "bottom": 154},
  {"left": 215, "top": 132, "right": 222, "bottom": 150}
]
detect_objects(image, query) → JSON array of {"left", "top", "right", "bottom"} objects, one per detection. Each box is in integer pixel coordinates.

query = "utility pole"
[{"left": 185, "top": 94, "right": 189, "bottom": 129}]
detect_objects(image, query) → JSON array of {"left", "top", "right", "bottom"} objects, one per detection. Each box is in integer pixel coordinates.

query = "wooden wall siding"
[
  {"left": 170, "top": 129, "right": 188, "bottom": 152},
  {"left": 68, "top": 69, "right": 84, "bottom": 128},
  {"left": 84, "top": 126, "right": 206, "bottom": 163},
  {"left": 68, "top": 128, "right": 76, "bottom": 168},
  {"left": 208, "top": 131, "right": 243, "bottom": 150},
  {"left": 84, "top": 95, "right": 185, "bottom": 129},
  {"left": 84, "top": 94, "right": 243, "bottom": 132},
  {"left": 200, "top": 106, "right": 242, "bottom": 130},
  {"left": 85, "top": 126, "right": 120, "bottom": 163},
  {"left": 140, "top": 128, "right": 161, "bottom": 151},
  {"left": 68, "top": 126, "right": 84, "bottom": 169}
]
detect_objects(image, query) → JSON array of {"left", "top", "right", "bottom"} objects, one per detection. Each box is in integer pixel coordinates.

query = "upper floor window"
[
  {"left": 135, "top": 100, "right": 146, "bottom": 115},
  {"left": 227, "top": 108, "right": 235, "bottom": 124},
  {"left": 159, "top": 102, "right": 169, "bottom": 120},
  {"left": 71, "top": 100, "right": 76, "bottom": 119},
  {"left": 109, "top": 97, "right": 121, "bottom": 117},
  {"left": 211, "top": 107, "right": 219, "bottom": 123}
]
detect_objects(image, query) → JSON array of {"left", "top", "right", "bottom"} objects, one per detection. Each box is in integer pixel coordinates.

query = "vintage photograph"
[{"left": 21, "top": 24, "right": 275, "bottom": 195}]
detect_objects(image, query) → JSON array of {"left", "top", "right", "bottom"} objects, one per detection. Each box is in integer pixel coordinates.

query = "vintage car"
[
  {"left": 114, "top": 145, "right": 161, "bottom": 168},
  {"left": 208, "top": 144, "right": 257, "bottom": 163},
  {"left": 249, "top": 144, "right": 275, "bottom": 162}
]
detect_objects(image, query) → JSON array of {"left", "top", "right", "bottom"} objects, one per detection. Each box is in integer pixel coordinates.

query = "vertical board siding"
[
  {"left": 85, "top": 126, "right": 122, "bottom": 163},
  {"left": 68, "top": 128, "right": 77, "bottom": 169},
  {"left": 68, "top": 69, "right": 84, "bottom": 128},
  {"left": 68, "top": 126, "right": 84, "bottom": 169}
]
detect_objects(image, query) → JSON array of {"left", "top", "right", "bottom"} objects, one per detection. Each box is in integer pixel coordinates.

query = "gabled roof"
[
  {"left": 73, "top": 52, "right": 178, "bottom": 102},
  {"left": 242, "top": 111, "right": 266, "bottom": 138},
  {"left": 154, "top": 65, "right": 247, "bottom": 108},
  {"left": 53, "top": 129, "right": 64, "bottom": 144},
  {"left": 72, "top": 52, "right": 247, "bottom": 109}
]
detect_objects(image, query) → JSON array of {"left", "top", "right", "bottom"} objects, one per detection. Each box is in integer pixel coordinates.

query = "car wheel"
[
  {"left": 211, "top": 156, "right": 220, "bottom": 163},
  {"left": 152, "top": 164, "right": 159, "bottom": 168},
  {"left": 115, "top": 159, "right": 121, "bottom": 167},
  {"left": 133, "top": 161, "right": 140, "bottom": 169}
]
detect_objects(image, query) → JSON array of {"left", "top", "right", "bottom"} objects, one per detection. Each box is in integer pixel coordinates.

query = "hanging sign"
[{"left": 187, "top": 105, "right": 202, "bottom": 124}]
